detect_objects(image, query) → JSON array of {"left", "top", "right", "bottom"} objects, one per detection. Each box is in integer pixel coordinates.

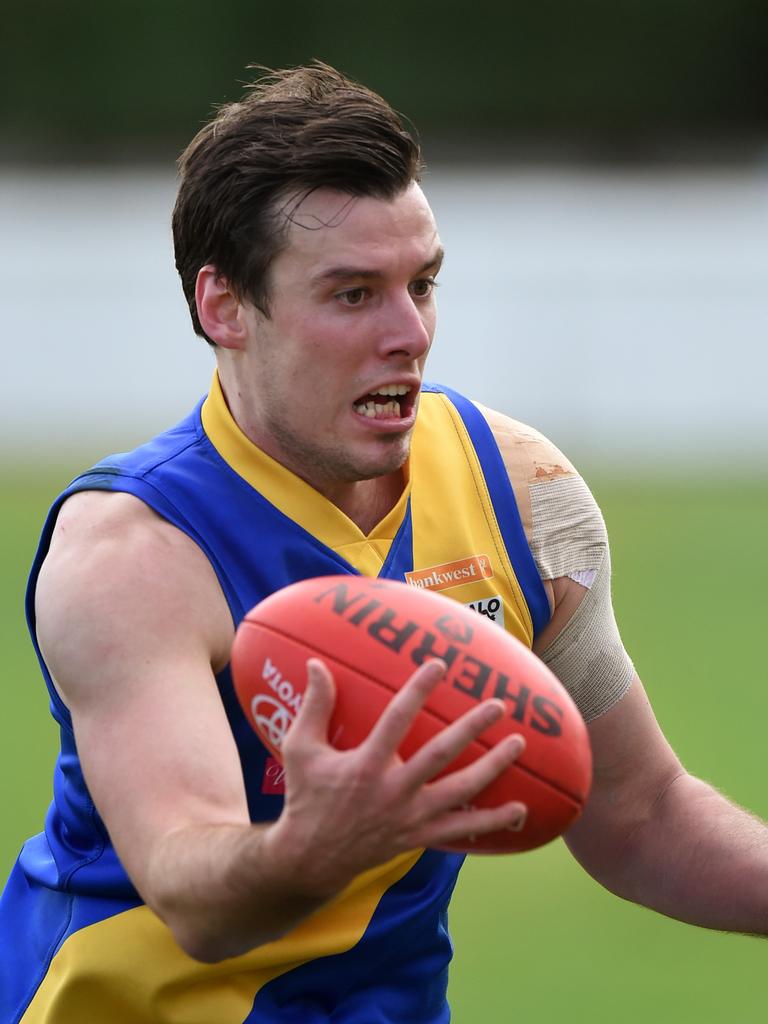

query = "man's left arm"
[
  {"left": 479, "top": 402, "right": 768, "bottom": 935},
  {"left": 564, "top": 666, "right": 768, "bottom": 935}
]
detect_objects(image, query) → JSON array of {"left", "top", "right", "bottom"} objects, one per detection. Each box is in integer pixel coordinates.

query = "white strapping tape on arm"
[{"left": 529, "top": 475, "right": 634, "bottom": 723}]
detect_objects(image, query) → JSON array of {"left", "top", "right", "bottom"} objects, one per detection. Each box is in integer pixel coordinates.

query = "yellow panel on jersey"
[
  {"left": 410, "top": 390, "right": 535, "bottom": 646},
  {"left": 21, "top": 850, "right": 421, "bottom": 1024}
]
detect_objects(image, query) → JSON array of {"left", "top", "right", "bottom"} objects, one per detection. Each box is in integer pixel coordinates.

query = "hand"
[{"left": 262, "top": 657, "right": 527, "bottom": 899}]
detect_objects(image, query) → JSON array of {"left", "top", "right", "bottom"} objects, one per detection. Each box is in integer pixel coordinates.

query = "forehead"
[{"left": 273, "top": 183, "right": 441, "bottom": 279}]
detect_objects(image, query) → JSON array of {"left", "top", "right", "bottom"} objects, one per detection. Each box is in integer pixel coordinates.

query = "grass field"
[{"left": 1, "top": 463, "right": 766, "bottom": 1022}]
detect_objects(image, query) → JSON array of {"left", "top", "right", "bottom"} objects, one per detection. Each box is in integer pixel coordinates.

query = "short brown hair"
[{"left": 172, "top": 62, "right": 423, "bottom": 343}]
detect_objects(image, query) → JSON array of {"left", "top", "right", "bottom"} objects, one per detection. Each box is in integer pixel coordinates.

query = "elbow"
[
  {"left": 169, "top": 919, "right": 246, "bottom": 964},
  {"left": 164, "top": 911, "right": 288, "bottom": 964},
  {"left": 152, "top": 904, "right": 231, "bottom": 963},
  {"left": 565, "top": 768, "right": 692, "bottom": 902},
  {"left": 174, "top": 930, "right": 234, "bottom": 965},
  {"left": 144, "top": 892, "right": 229, "bottom": 963}
]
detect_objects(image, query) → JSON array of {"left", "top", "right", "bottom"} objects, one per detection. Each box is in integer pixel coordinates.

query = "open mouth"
[{"left": 353, "top": 384, "right": 415, "bottom": 420}]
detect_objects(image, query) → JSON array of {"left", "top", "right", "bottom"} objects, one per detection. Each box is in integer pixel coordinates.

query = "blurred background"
[{"left": 2, "top": 2, "right": 766, "bottom": 1019}]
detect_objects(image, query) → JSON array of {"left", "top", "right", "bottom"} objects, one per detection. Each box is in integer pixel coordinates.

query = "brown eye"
[
  {"left": 338, "top": 288, "right": 367, "bottom": 306},
  {"left": 409, "top": 278, "right": 436, "bottom": 298}
]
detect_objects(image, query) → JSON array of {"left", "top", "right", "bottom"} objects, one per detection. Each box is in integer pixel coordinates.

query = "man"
[{"left": 1, "top": 63, "right": 766, "bottom": 1023}]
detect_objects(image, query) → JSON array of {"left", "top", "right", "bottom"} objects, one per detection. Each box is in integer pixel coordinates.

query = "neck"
[{"left": 320, "top": 471, "right": 405, "bottom": 535}]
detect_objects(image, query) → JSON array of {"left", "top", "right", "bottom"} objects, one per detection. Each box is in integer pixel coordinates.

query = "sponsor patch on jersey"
[
  {"left": 464, "top": 594, "right": 505, "bottom": 629},
  {"left": 405, "top": 554, "right": 493, "bottom": 592},
  {"left": 261, "top": 756, "right": 286, "bottom": 795}
]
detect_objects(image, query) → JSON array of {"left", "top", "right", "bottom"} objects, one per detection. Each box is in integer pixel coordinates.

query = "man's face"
[{"left": 235, "top": 182, "right": 442, "bottom": 496}]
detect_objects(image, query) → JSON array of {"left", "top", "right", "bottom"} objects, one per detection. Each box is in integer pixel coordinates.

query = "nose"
[{"left": 377, "top": 291, "right": 433, "bottom": 361}]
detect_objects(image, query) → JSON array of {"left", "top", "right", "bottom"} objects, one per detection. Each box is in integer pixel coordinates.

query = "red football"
[{"left": 231, "top": 575, "right": 592, "bottom": 853}]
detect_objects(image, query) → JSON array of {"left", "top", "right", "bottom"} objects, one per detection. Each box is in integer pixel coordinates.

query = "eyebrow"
[{"left": 311, "top": 245, "right": 445, "bottom": 285}]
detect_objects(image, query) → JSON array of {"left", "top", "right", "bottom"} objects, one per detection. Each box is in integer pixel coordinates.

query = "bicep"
[
  {"left": 565, "top": 673, "right": 683, "bottom": 871},
  {"left": 34, "top": 492, "right": 244, "bottom": 900}
]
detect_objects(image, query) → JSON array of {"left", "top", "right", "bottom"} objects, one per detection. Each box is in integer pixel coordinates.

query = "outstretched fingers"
[
  {"left": 400, "top": 698, "right": 514, "bottom": 789},
  {"left": 421, "top": 798, "right": 528, "bottom": 849},
  {"left": 424, "top": 733, "right": 526, "bottom": 808},
  {"left": 411, "top": 734, "right": 528, "bottom": 846},
  {"left": 421, "top": 741, "right": 528, "bottom": 843},
  {"left": 362, "top": 660, "right": 448, "bottom": 763}
]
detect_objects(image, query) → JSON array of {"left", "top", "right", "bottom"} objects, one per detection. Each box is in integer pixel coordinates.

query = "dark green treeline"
[{"left": 3, "top": 0, "right": 766, "bottom": 161}]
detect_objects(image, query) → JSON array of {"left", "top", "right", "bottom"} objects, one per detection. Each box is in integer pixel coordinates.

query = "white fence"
[{"left": 2, "top": 166, "right": 766, "bottom": 466}]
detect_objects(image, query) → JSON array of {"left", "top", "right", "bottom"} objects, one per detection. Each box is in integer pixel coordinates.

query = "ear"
[{"left": 195, "top": 266, "right": 248, "bottom": 350}]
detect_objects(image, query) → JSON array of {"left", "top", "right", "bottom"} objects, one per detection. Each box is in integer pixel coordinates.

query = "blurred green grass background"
[{"left": 1, "top": 465, "right": 766, "bottom": 1021}]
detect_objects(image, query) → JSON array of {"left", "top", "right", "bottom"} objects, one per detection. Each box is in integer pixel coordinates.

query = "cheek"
[
  {"left": 420, "top": 320, "right": 436, "bottom": 362},
  {"left": 287, "top": 316, "right": 342, "bottom": 369},
  {"left": 422, "top": 304, "right": 437, "bottom": 342}
]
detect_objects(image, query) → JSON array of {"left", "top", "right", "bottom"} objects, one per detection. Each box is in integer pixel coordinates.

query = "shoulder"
[
  {"left": 473, "top": 402, "right": 577, "bottom": 481},
  {"left": 36, "top": 490, "right": 234, "bottom": 703},
  {"left": 472, "top": 401, "right": 608, "bottom": 578},
  {"left": 472, "top": 402, "right": 581, "bottom": 540},
  {"left": 45, "top": 489, "right": 211, "bottom": 591}
]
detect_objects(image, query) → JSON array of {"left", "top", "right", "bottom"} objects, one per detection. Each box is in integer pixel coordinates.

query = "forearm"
[
  {"left": 568, "top": 772, "right": 768, "bottom": 935},
  {"left": 144, "top": 821, "right": 334, "bottom": 962}
]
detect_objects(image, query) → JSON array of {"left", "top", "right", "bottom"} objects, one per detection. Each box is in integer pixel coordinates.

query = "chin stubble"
[{"left": 269, "top": 419, "right": 410, "bottom": 486}]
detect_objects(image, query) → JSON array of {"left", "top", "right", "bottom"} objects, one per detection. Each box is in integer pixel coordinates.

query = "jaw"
[
  {"left": 322, "top": 418, "right": 414, "bottom": 485},
  {"left": 315, "top": 432, "right": 413, "bottom": 529},
  {"left": 261, "top": 402, "right": 414, "bottom": 496},
  {"left": 228, "top": 372, "right": 420, "bottom": 499}
]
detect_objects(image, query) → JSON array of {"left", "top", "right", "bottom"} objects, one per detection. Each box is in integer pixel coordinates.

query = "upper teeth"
[{"left": 371, "top": 384, "right": 409, "bottom": 397}]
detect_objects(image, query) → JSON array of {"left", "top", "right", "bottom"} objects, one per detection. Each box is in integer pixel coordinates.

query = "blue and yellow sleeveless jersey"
[{"left": 1, "top": 379, "right": 550, "bottom": 1024}]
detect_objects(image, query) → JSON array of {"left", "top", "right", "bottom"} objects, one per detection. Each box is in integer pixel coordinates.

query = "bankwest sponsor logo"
[{"left": 405, "top": 554, "right": 493, "bottom": 592}]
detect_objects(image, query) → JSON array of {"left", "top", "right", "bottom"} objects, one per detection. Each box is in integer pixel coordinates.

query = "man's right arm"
[{"left": 35, "top": 490, "right": 526, "bottom": 962}]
